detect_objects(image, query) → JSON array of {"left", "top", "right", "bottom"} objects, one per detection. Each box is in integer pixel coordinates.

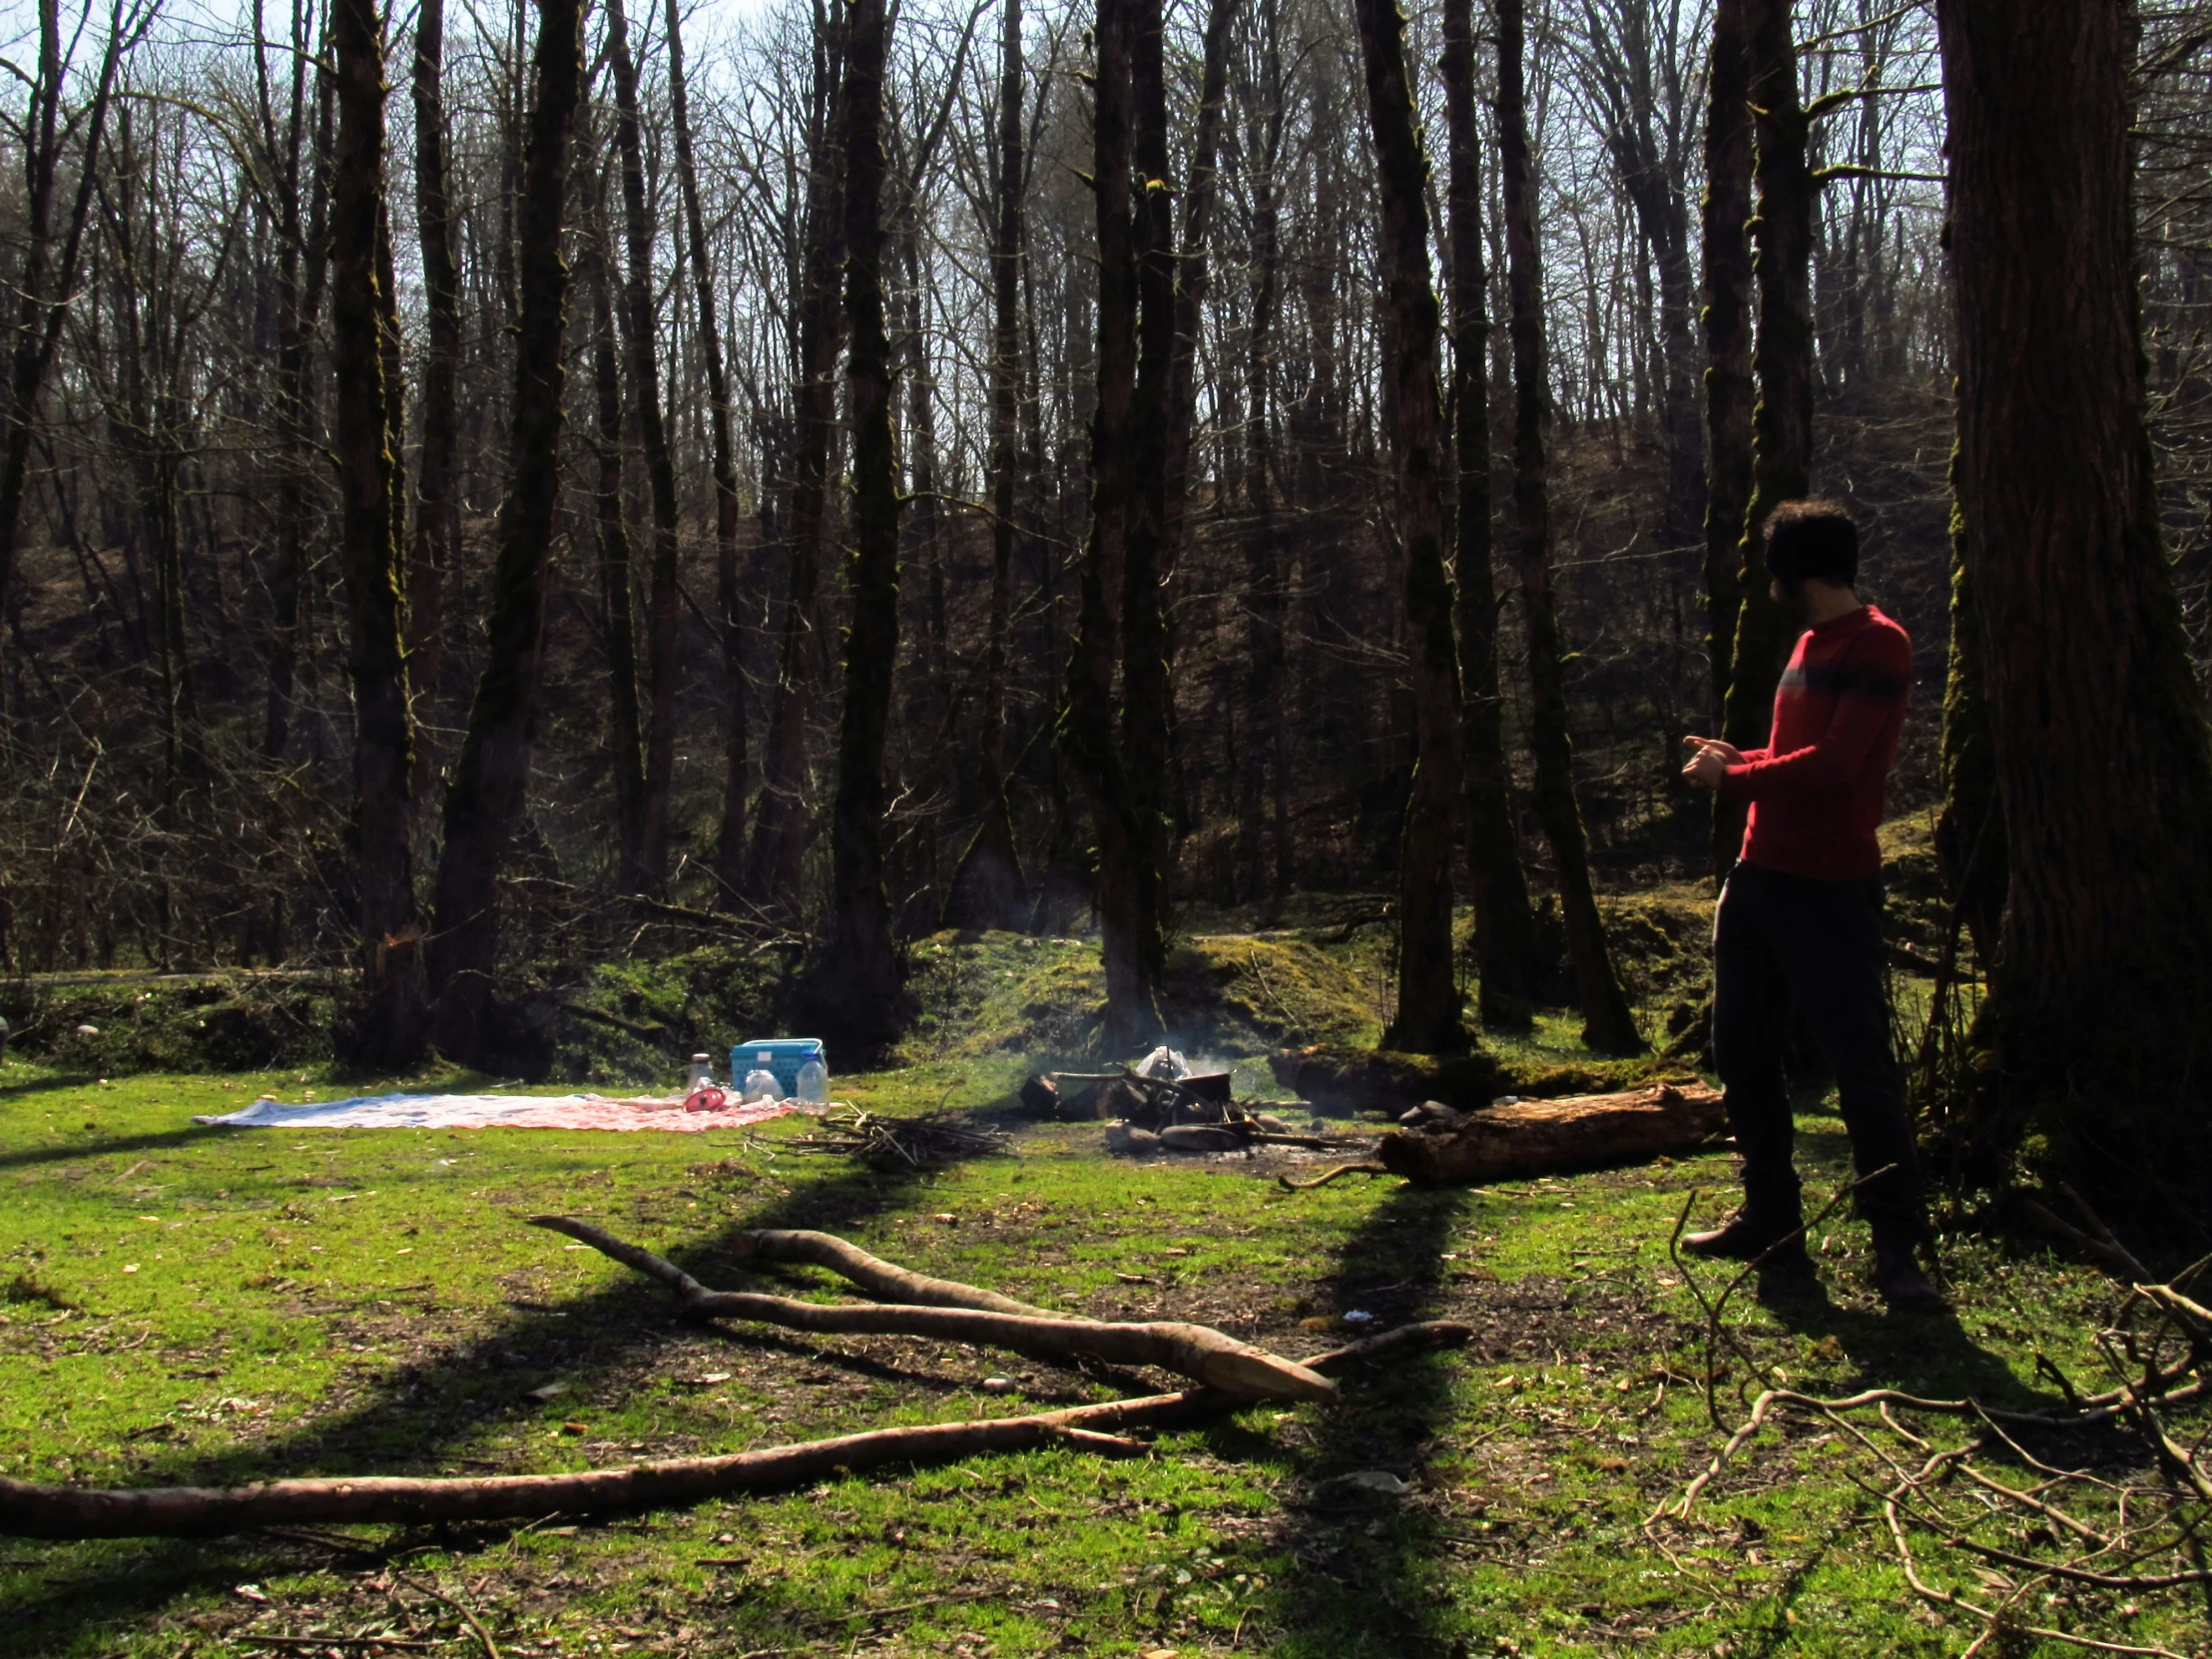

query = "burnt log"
[{"left": 1377, "top": 1082, "right": 1726, "bottom": 1184}]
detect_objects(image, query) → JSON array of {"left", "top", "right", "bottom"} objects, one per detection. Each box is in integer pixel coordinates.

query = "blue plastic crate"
[{"left": 732, "top": 1037, "right": 826, "bottom": 1097}]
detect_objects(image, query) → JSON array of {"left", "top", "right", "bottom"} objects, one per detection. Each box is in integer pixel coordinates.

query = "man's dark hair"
[{"left": 1764, "top": 499, "right": 1859, "bottom": 590}]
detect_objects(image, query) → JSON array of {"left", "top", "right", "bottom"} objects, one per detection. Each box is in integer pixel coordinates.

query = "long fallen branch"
[
  {"left": 537, "top": 1216, "right": 1333, "bottom": 1402},
  {"left": 535, "top": 1217, "right": 1062, "bottom": 1320},
  {"left": 0, "top": 1321, "right": 1472, "bottom": 1539}
]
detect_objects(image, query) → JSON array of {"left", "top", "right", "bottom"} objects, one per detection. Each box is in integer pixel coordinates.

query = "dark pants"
[{"left": 1712, "top": 859, "right": 1925, "bottom": 1249}]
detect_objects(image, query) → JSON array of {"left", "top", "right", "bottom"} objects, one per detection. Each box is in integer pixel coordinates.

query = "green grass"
[{"left": 0, "top": 1057, "right": 2198, "bottom": 1657}]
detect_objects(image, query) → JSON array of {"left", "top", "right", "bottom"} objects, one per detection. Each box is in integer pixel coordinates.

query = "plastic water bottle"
[
  {"left": 685, "top": 1053, "right": 714, "bottom": 1093},
  {"left": 795, "top": 1056, "right": 829, "bottom": 1104},
  {"left": 742, "top": 1050, "right": 782, "bottom": 1103}
]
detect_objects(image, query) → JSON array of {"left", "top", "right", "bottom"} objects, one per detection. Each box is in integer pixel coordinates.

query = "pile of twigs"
[
  {"left": 1652, "top": 1180, "right": 2212, "bottom": 1658},
  {"left": 787, "top": 1105, "right": 1008, "bottom": 1169}
]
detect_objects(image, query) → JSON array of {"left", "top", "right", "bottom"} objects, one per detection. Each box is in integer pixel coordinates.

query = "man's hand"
[{"left": 1681, "top": 735, "right": 1741, "bottom": 792}]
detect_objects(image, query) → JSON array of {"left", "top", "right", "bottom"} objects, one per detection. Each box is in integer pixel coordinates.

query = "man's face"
[{"left": 1770, "top": 574, "right": 1812, "bottom": 624}]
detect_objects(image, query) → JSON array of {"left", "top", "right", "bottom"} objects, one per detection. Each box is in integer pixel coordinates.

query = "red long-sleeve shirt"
[{"left": 1719, "top": 605, "right": 1912, "bottom": 881}]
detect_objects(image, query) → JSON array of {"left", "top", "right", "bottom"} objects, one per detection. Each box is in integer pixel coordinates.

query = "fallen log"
[
  {"left": 1268, "top": 1042, "right": 1668, "bottom": 1114},
  {"left": 533, "top": 1216, "right": 1064, "bottom": 1320},
  {"left": 1377, "top": 1082, "right": 1727, "bottom": 1185},
  {"left": 0, "top": 1322, "right": 1473, "bottom": 1538},
  {"left": 541, "top": 1217, "right": 1335, "bottom": 1402}
]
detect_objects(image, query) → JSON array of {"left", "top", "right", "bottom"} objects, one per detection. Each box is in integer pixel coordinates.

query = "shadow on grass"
[
  {"left": 0, "top": 1121, "right": 232, "bottom": 1175},
  {"left": 1246, "top": 1179, "right": 1476, "bottom": 1659},
  {"left": 0, "top": 1131, "right": 1027, "bottom": 1654}
]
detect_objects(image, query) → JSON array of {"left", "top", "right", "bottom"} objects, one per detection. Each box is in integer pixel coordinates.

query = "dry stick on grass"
[
  {"left": 534, "top": 1217, "right": 1335, "bottom": 1401},
  {"left": 1276, "top": 1162, "right": 1391, "bottom": 1191},
  {"left": 1653, "top": 1184, "right": 2212, "bottom": 1657},
  {"left": 0, "top": 1322, "right": 1473, "bottom": 1539}
]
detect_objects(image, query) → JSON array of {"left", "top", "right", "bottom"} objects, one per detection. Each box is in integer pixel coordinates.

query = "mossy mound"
[
  {"left": 1268, "top": 1040, "right": 1691, "bottom": 1114},
  {"left": 0, "top": 973, "right": 339, "bottom": 1076},
  {"left": 896, "top": 929, "right": 1380, "bottom": 1063}
]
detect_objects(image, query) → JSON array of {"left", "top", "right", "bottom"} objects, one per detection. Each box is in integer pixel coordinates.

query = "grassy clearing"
[{"left": 2, "top": 1049, "right": 2198, "bottom": 1659}]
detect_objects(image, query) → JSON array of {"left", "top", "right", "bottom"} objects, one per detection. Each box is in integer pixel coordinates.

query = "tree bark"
[
  {"left": 1355, "top": 0, "right": 1463, "bottom": 1056},
  {"left": 330, "top": 0, "right": 427, "bottom": 1068},
  {"left": 425, "top": 0, "right": 585, "bottom": 1062},
  {"left": 749, "top": 20, "right": 848, "bottom": 915},
  {"left": 603, "top": 0, "right": 684, "bottom": 893},
  {"left": 1060, "top": 0, "right": 1164, "bottom": 1052},
  {"left": 663, "top": 0, "right": 749, "bottom": 908},
  {"left": 1121, "top": 0, "right": 1176, "bottom": 959},
  {"left": 1378, "top": 1082, "right": 1726, "bottom": 1184},
  {"left": 1715, "top": 0, "right": 1812, "bottom": 865},
  {"left": 1699, "top": 0, "right": 1755, "bottom": 875},
  {"left": 820, "top": 0, "right": 910, "bottom": 1044},
  {"left": 946, "top": 0, "right": 1029, "bottom": 932},
  {"left": 1443, "top": 0, "right": 1540, "bottom": 1028},
  {"left": 0, "top": 0, "right": 131, "bottom": 695},
  {"left": 582, "top": 144, "right": 648, "bottom": 894},
  {"left": 1937, "top": 0, "right": 2212, "bottom": 1229},
  {"left": 1498, "top": 0, "right": 1642, "bottom": 1057},
  {"left": 409, "top": 0, "right": 462, "bottom": 788}
]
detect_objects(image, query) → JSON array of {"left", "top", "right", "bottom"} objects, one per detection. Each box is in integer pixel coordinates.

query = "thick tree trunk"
[
  {"left": 664, "top": 0, "right": 749, "bottom": 908},
  {"left": 1121, "top": 0, "right": 1175, "bottom": 953},
  {"left": 330, "top": 0, "right": 427, "bottom": 1068},
  {"left": 409, "top": 0, "right": 462, "bottom": 787},
  {"left": 946, "top": 0, "right": 1028, "bottom": 932},
  {"left": 1060, "top": 0, "right": 1164, "bottom": 1051},
  {"left": 1355, "top": 0, "right": 1463, "bottom": 1055},
  {"left": 425, "top": 0, "right": 584, "bottom": 1061},
  {"left": 604, "top": 0, "right": 684, "bottom": 893},
  {"left": 820, "top": 0, "right": 910, "bottom": 1044},
  {"left": 1699, "top": 0, "right": 1756, "bottom": 875},
  {"left": 1498, "top": 0, "right": 1642, "bottom": 1057},
  {"left": 1937, "top": 0, "right": 2212, "bottom": 1231},
  {"left": 1442, "top": 0, "right": 1539, "bottom": 1029},
  {"left": 1715, "top": 0, "right": 1813, "bottom": 863},
  {"left": 749, "top": 23, "right": 848, "bottom": 915},
  {"left": 1935, "top": 467, "right": 2003, "bottom": 963},
  {"left": 583, "top": 151, "right": 648, "bottom": 893}
]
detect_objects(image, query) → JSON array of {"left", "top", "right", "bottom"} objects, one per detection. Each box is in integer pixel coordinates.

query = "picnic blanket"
[{"left": 192, "top": 1091, "right": 802, "bottom": 1133}]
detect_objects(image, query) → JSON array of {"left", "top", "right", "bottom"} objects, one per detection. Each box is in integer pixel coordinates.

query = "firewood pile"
[{"left": 786, "top": 1105, "right": 1009, "bottom": 1169}]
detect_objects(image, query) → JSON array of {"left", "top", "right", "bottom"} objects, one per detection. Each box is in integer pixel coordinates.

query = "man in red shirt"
[{"left": 1681, "top": 501, "right": 1943, "bottom": 1314}]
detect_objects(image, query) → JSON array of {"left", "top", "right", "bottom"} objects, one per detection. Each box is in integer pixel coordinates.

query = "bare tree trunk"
[
  {"left": 409, "top": 0, "right": 461, "bottom": 787},
  {"left": 1498, "top": 0, "right": 1641, "bottom": 1057},
  {"left": 1121, "top": 0, "right": 1175, "bottom": 955},
  {"left": 749, "top": 19, "right": 847, "bottom": 915},
  {"left": 604, "top": 0, "right": 683, "bottom": 893},
  {"left": 1443, "top": 0, "right": 1539, "bottom": 1028},
  {"left": 266, "top": 2, "right": 325, "bottom": 763},
  {"left": 426, "top": 0, "right": 585, "bottom": 1061},
  {"left": 330, "top": 0, "right": 427, "bottom": 1066},
  {"left": 1238, "top": 0, "right": 1293, "bottom": 902},
  {"left": 1715, "top": 0, "right": 1812, "bottom": 859},
  {"left": 1162, "top": 0, "right": 1239, "bottom": 562},
  {"left": 1060, "top": 0, "right": 1164, "bottom": 1051},
  {"left": 663, "top": 0, "right": 748, "bottom": 907},
  {"left": 820, "top": 0, "right": 910, "bottom": 1045},
  {"left": 582, "top": 143, "right": 648, "bottom": 894},
  {"left": 0, "top": 0, "right": 133, "bottom": 701},
  {"left": 1354, "top": 0, "right": 1463, "bottom": 1055},
  {"left": 946, "top": 0, "right": 1028, "bottom": 932},
  {"left": 1700, "top": 0, "right": 1755, "bottom": 877},
  {"left": 1938, "top": 0, "right": 2212, "bottom": 1231}
]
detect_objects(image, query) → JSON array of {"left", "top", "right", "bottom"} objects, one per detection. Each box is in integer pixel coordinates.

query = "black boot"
[
  {"left": 1873, "top": 1242, "right": 1948, "bottom": 1316},
  {"left": 1681, "top": 1209, "right": 1802, "bottom": 1261}
]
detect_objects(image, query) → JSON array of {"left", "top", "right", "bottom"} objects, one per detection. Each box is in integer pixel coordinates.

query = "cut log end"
[{"left": 1197, "top": 1347, "right": 1339, "bottom": 1402}]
